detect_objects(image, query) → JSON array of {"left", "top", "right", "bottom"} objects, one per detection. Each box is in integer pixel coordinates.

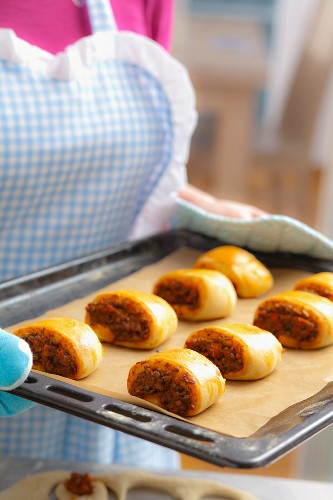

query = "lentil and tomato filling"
[
  {"left": 23, "top": 328, "right": 77, "bottom": 377},
  {"left": 86, "top": 296, "right": 150, "bottom": 342},
  {"left": 295, "top": 285, "right": 333, "bottom": 302},
  {"left": 185, "top": 332, "right": 244, "bottom": 374},
  {"left": 64, "top": 473, "right": 94, "bottom": 496},
  {"left": 254, "top": 301, "right": 318, "bottom": 342},
  {"left": 154, "top": 279, "right": 200, "bottom": 309},
  {"left": 128, "top": 362, "right": 197, "bottom": 417}
]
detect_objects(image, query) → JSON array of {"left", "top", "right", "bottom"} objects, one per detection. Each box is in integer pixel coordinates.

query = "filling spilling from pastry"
[
  {"left": 55, "top": 471, "right": 109, "bottom": 500},
  {"left": 63, "top": 472, "right": 94, "bottom": 496}
]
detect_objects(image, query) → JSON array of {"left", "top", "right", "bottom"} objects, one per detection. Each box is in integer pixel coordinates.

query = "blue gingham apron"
[
  {"left": 0, "top": 0, "right": 196, "bottom": 466},
  {"left": 0, "top": 0, "right": 196, "bottom": 281}
]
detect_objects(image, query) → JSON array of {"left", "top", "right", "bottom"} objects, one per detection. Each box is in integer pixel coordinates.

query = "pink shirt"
[{"left": 0, "top": 0, "right": 174, "bottom": 53}]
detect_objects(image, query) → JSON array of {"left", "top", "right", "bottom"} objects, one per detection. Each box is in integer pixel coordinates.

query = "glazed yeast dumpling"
[
  {"left": 127, "top": 348, "right": 225, "bottom": 417},
  {"left": 152, "top": 269, "right": 237, "bottom": 321},
  {"left": 85, "top": 289, "right": 177, "bottom": 349},
  {"left": 194, "top": 245, "right": 273, "bottom": 298},
  {"left": 185, "top": 324, "right": 283, "bottom": 380},
  {"left": 13, "top": 318, "right": 104, "bottom": 380},
  {"left": 293, "top": 272, "right": 333, "bottom": 301},
  {"left": 254, "top": 290, "right": 333, "bottom": 349}
]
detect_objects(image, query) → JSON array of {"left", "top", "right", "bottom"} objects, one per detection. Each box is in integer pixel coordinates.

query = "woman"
[{"left": 0, "top": 0, "right": 265, "bottom": 468}]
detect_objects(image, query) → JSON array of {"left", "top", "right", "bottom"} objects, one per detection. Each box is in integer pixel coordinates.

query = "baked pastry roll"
[
  {"left": 253, "top": 290, "right": 333, "bottom": 349},
  {"left": 55, "top": 472, "right": 108, "bottom": 500},
  {"left": 127, "top": 348, "right": 225, "bottom": 417},
  {"left": 85, "top": 289, "right": 177, "bottom": 349},
  {"left": 293, "top": 272, "right": 333, "bottom": 301},
  {"left": 13, "top": 318, "right": 103, "bottom": 380},
  {"left": 152, "top": 269, "right": 237, "bottom": 321},
  {"left": 184, "top": 323, "right": 283, "bottom": 380},
  {"left": 194, "top": 245, "right": 273, "bottom": 298}
]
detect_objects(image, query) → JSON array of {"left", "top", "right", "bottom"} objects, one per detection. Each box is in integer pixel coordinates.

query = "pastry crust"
[
  {"left": 85, "top": 289, "right": 178, "bottom": 349},
  {"left": 127, "top": 348, "right": 225, "bottom": 416},
  {"left": 293, "top": 272, "right": 333, "bottom": 301},
  {"left": 194, "top": 245, "right": 273, "bottom": 298},
  {"left": 13, "top": 318, "right": 104, "bottom": 380},
  {"left": 0, "top": 470, "right": 259, "bottom": 500},
  {"left": 253, "top": 290, "right": 333, "bottom": 349},
  {"left": 152, "top": 268, "right": 237, "bottom": 321},
  {"left": 184, "top": 323, "right": 283, "bottom": 380}
]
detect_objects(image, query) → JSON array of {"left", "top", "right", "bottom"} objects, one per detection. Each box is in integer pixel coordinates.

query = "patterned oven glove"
[
  {"left": 172, "top": 198, "right": 333, "bottom": 261},
  {"left": 0, "top": 329, "right": 34, "bottom": 416}
]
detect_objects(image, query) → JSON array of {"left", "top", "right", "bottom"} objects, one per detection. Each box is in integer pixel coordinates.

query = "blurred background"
[
  {"left": 172, "top": 0, "right": 333, "bottom": 236},
  {"left": 171, "top": 0, "right": 333, "bottom": 480}
]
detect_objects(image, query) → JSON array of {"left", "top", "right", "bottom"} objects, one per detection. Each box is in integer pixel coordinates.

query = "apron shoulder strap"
[{"left": 86, "top": 0, "right": 117, "bottom": 34}]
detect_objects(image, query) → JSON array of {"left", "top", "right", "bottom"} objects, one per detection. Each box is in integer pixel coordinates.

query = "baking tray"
[{"left": 3, "top": 228, "right": 333, "bottom": 469}]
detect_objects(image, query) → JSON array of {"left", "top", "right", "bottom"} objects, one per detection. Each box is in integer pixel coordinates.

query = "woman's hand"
[
  {"left": 0, "top": 329, "right": 34, "bottom": 416},
  {"left": 178, "top": 184, "right": 268, "bottom": 219}
]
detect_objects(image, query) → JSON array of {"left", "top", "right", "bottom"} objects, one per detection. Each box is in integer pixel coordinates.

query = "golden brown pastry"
[
  {"left": 85, "top": 289, "right": 178, "bottom": 349},
  {"left": 152, "top": 268, "right": 237, "bottom": 321},
  {"left": 253, "top": 290, "right": 333, "bottom": 349},
  {"left": 13, "top": 318, "right": 104, "bottom": 380},
  {"left": 293, "top": 272, "right": 333, "bottom": 301},
  {"left": 194, "top": 245, "right": 273, "bottom": 298},
  {"left": 184, "top": 323, "right": 283, "bottom": 380},
  {"left": 127, "top": 348, "right": 225, "bottom": 417}
]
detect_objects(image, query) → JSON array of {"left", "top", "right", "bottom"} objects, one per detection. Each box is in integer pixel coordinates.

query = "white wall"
[{"left": 262, "top": 0, "right": 333, "bottom": 167}]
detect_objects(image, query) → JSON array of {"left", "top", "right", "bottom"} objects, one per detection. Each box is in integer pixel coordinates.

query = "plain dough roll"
[
  {"left": 185, "top": 323, "right": 283, "bottom": 380},
  {"left": 293, "top": 272, "right": 333, "bottom": 301},
  {"left": 127, "top": 348, "right": 225, "bottom": 417},
  {"left": 194, "top": 245, "right": 273, "bottom": 298},
  {"left": 13, "top": 317, "right": 104, "bottom": 380},
  {"left": 85, "top": 289, "right": 178, "bottom": 349},
  {"left": 253, "top": 290, "right": 333, "bottom": 349},
  {"left": 152, "top": 268, "right": 237, "bottom": 321}
]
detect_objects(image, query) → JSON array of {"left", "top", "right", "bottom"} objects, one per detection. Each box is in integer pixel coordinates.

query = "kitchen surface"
[{"left": 1, "top": 456, "right": 333, "bottom": 499}]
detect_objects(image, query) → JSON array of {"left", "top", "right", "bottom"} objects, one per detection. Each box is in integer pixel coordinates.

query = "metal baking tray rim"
[{"left": 3, "top": 228, "right": 333, "bottom": 469}]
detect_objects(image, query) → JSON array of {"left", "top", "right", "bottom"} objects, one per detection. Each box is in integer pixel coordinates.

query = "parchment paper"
[{"left": 8, "top": 247, "right": 333, "bottom": 438}]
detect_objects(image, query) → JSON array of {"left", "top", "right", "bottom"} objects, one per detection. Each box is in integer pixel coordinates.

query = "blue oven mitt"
[{"left": 0, "top": 329, "right": 35, "bottom": 416}]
